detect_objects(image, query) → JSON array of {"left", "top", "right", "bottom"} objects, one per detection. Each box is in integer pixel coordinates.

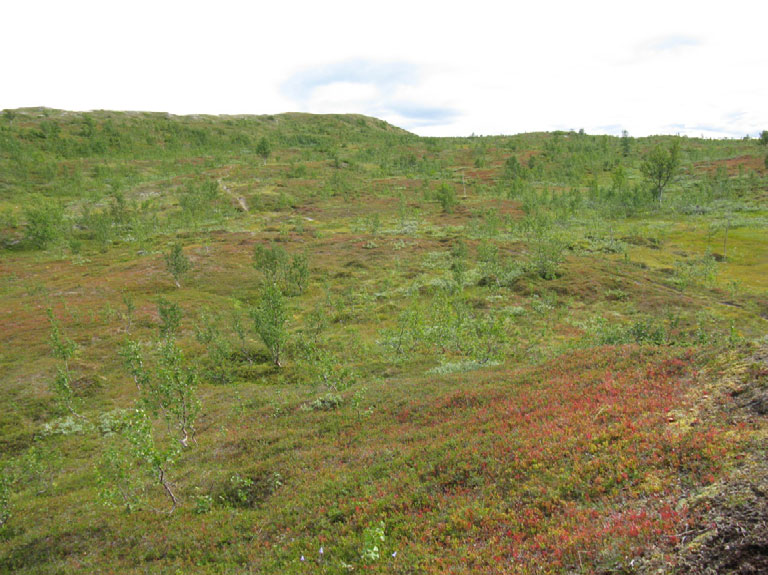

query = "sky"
[{"left": 2, "top": 0, "right": 766, "bottom": 138}]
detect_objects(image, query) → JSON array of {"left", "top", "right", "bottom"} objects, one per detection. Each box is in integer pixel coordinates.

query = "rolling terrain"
[{"left": 1, "top": 108, "right": 767, "bottom": 573}]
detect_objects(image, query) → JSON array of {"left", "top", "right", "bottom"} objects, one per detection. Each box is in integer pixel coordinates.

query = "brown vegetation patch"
[
  {"left": 370, "top": 178, "right": 423, "bottom": 191},
  {"left": 494, "top": 199, "right": 524, "bottom": 219},
  {"left": 694, "top": 155, "right": 766, "bottom": 176},
  {"left": 464, "top": 168, "right": 497, "bottom": 182}
]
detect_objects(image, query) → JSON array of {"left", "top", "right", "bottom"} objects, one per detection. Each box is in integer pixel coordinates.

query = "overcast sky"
[{"left": 2, "top": 0, "right": 766, "bottom": 138}]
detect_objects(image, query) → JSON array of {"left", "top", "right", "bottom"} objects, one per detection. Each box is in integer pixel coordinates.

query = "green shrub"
[
  {"left": 586, "top": 317, "right": 668, "bottom": 346},
  {"left": 301, "top": 393, "right": 343, "bottom": 411},
  {"left": 451, "top": 240, "right": 468, "bottom": 289},
  {"left": 193, "top": 492, "right": 213, "bottom": 515},
  {"left": 605, "top": 288, "right": 628, "bottom": 301},
  {"left": 164, "top": 244, "right": 191, "bottom": 288},
  {"left": 157, "top": 298, "right": 182, "bottom": 339},
  {"left": 252, "top": 284, "right": 288, "bottom": 367},
  {"left": 435, "top": 182, "right": 457, "bottom": 213},
  {"left": 671, "top": 254, "right": 717, "bottom": 290},
  {"left": 253, "top": 244, "right": 309, "bottom": 295},
  {"left": 256, "top": 136, "right": 272, "bottom": 164},
  {"left": 504, "top": 155, "right": 527, "bottom": 180},
  {"left": 220, "top": 472, "right": 282, "bottom": 508},
  {"left": 194, "top": 310, "right": 233, "bottom": 384},
  {"left": 24, "top": 202, "right": 63, "bottom": 249},
  {"left": 528, "top": 232, "right": 567, "bottom": 280},
  {"left": 361, "top": 521, "right": 386, "bottom": 563},
  {"left": 641, "top": 141, "right": 680, "bottom": 204},
  {"left": 286, "top": 252, "right": 310, "bottom": 295},
  {"left": 254, "top": 243, "right": 288, "bottom": 283},
  {"left": 107, "top": 337, "right": 202, "bottom": 513},
  {"left": 427, "top": 360, "right": 500, "bottom": 375}
]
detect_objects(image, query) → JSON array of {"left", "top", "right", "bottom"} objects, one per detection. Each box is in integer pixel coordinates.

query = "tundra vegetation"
[{"left": 1, "top": 109, "right": 768, "bottom": 573}]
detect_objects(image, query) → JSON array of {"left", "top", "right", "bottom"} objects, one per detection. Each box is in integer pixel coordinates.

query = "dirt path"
[{"left": 217, "top": 167, "right": 248, "bottom": 212}]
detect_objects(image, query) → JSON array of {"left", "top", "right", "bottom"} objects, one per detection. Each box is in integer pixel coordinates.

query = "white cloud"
[
  {"left": 309, "top": 82, "right": 380, "bottom": 112},
  {"left": 281, "top": 60, "right": 459, "bottom": 129},
  {"left": 1, "top": 0, "right": 766, "bottom": 137}
]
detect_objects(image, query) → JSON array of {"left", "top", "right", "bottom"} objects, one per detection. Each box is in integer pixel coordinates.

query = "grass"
[{"left": 1, "top": 108, "right": 767, "bottom": 573}]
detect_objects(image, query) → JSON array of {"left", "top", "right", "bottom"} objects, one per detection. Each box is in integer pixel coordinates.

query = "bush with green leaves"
[
  {"left": 80, "top": 208, "right": 114, "bottom": 252},
  {"left": 301, "top": 393, "right": 344, "bottom": 412},
  {"left": 527, "top": 230, "right": 567, "bottom": 280},
  {"left": 379, "top": 307, "right": 425, "bottom": 359},
  {"left": 255, "top": 136, "right": 271, "bottom": 164},
  {"left": 361, "top": 521, "right": 386, "bottom": 563},
  {"left": 393, "top": 293, "right": 510, "bottom": 365},
  {"left": 621, "top": 130, "right": 631, "bottom": 156},
  {"left": 157, "top": 298, "right": 182, "bottom": 339},
  {"left": 10, "top": 444, "right": 61, "bottom": 497},
  {"left": 671, "top": 254, "right": 717, "bottom": 291},
  {"left": 165, "top": 243, "right": 191, "bottom": 288},
  {"left": 252, "top": 283, "right": 288, "bottom": 367},
  {"left": 295, "top": 335, "right": 356, "bottom": 392},
  {"left": 286, "top": 251, "right": 310, "bottom": 295},
  {"left": 24, "top": 201, "right": 64, "bottom": 249},
  {"left": 107, "top": 407, "right": 183, "bottom": 512},
  {"left": 220, "top": 471, "right": 283, "bottom": 509},
  {"left": 503, "top": 155, "right": 527, "bottom": 180},
  {"left": 464, "top": 314, "right": 507, "bottom": 364},
  {"left": 179, "top": 180, "right": 220, "bottom": 229},
  {"left": 641, "top": 140, "right": 680, "bottom": 204},
  {"left": 195, "top": 310, "right": 233, "bottom": 384},
  {"left": 2, "top": 109, "right": 17, "bottom": 126},
  {"left": 230, "top": 304, "right": 254, "bottom": 362},
  {"left": 450, "top": 240, "right": 468, "bottom": 289},
  {"left": 584, "top": 316, "right": 668, "bottom": 346},
  {"left": 124, "top": 338, "right": 200, "bottom": 447},
  {"left": 96, "top": 446, "right": 140, "bottom": 512},
  {"left": 435, "top": 182, "right": 457, "bottom": 213},
  {"left": 103, "top": 338, "right": 201, "bottom": 512},
  {"left": 253, "top": 243, "right": 310, "bottom": 295},
  {"left": 364, "top": 212, "right": 381, "bottom": 235},
  {"left": 468, "top": 239, "right": 524, "bottom": 288},
  {"left": 193, "top": 492, "right": 214, "bottom": 515},
  {"left": 423, "top": 294, "right": 469, "bottom": 356},
  {"left": 47, "top": 309, "right": 85, "bottom": 419},
  {"left": 253, "top": 242, "right": 288, "bottom": 283}
]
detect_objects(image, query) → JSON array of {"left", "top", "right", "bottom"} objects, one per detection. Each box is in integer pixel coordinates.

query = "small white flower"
[
  {"left": 392, "top": 551, "right": 397, "bottom": 558},
  {"left": 300, "top": 555, "right": 305, "bottom": 562},
  {"left": 319, "top": 546, "right": 324, "bottom": 555}
]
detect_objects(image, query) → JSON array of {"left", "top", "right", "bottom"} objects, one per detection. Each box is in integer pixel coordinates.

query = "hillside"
[{"left": 1, "top": 108, "right": 767, "bottom": 573}]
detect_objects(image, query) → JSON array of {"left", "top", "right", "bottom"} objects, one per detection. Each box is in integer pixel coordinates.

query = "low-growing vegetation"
[{"left": 1, "top": 108, "right": 767, "bottom": 573}]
